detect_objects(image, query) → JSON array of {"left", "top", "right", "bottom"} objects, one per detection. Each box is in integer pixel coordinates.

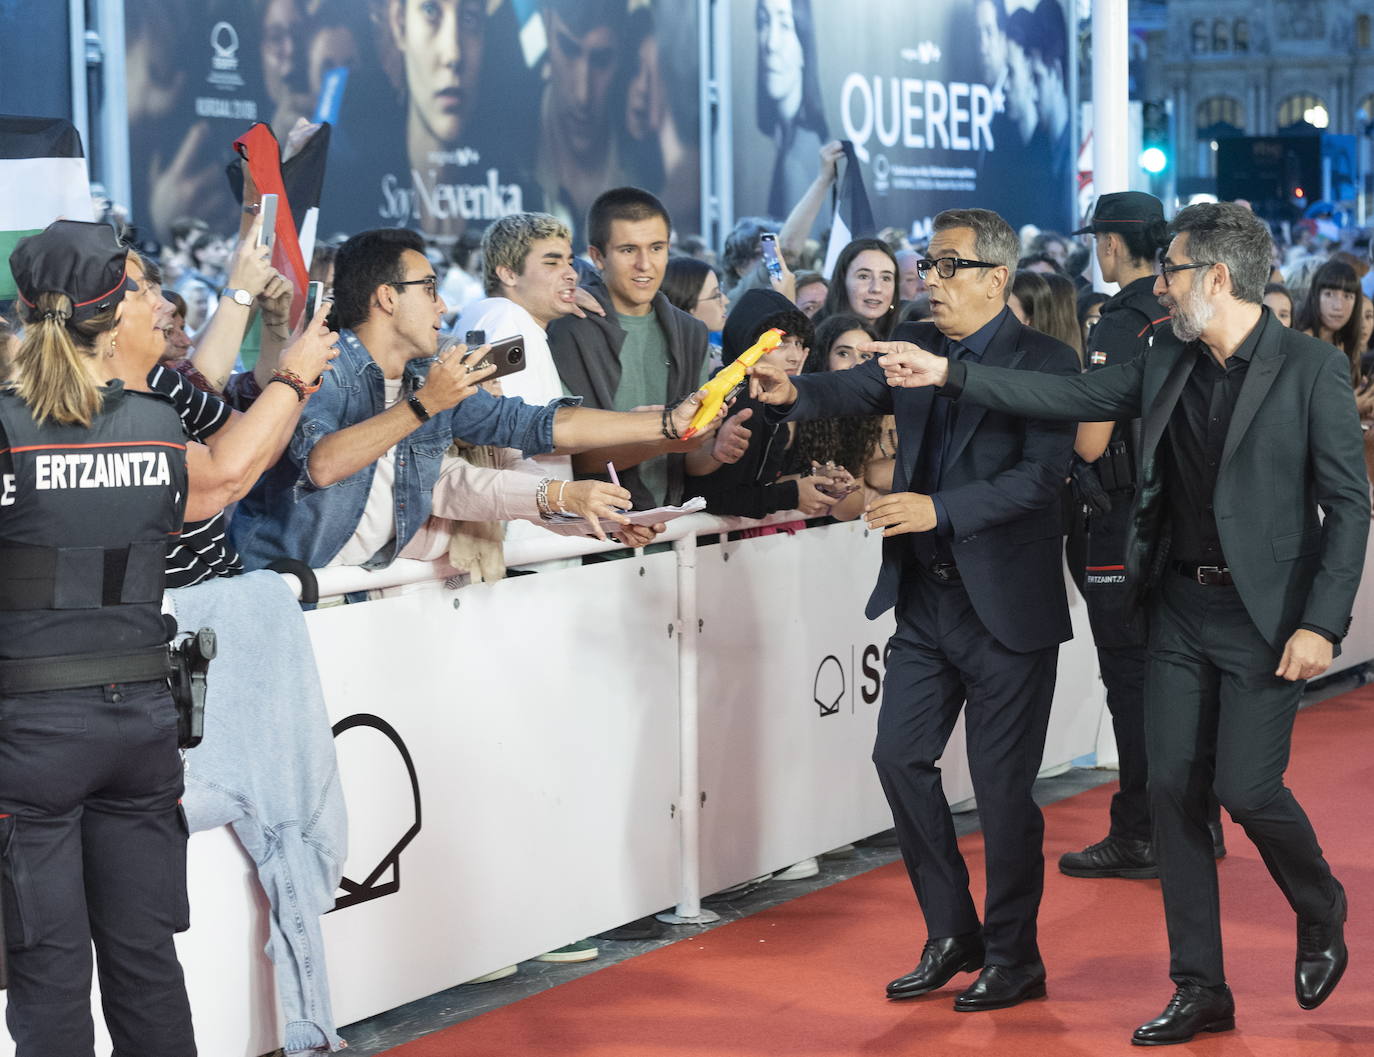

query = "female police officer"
[{"left": 0, "top": 220, "right": 202, "bottom": 1056}]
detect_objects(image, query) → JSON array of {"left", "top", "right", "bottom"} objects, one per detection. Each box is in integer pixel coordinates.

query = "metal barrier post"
[{"left": 658, "top": 531, "right": 719, "bottom": 924}]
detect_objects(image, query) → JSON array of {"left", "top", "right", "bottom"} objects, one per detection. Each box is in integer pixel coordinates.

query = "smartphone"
[
  {"left": 303, "top": 280, "right": 325, "bottom": 320},
  {"left": 473, "top": 334, "right": 526, "bottom": 380},
  {"left": 257, "top": 193, "right": 278, "bottom": 250},
  {"left": 761, "top": 232, "right": 783, "bottom": 281},
  {"left": 464, "top": 329, "right": 485, "bottom": 346}
]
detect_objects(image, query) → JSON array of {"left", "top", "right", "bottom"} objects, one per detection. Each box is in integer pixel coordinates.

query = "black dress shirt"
[{"left": 1163, "top": 313, "right": 1266, "bottom": 566}]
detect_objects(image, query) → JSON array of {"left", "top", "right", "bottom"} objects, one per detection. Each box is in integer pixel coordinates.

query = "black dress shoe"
[
  {"left": 1131, "top": 983, "right": 1235, "bottom": 1046},
  {"left": 886, "top": 933, "right": 984, "bottom": 999},
  {"left": 1297, "top": 883, "right": 1347, "bottom": 1010},
  {"left": 1059, "top": 835, "right": 1157, "bottom": 879},
  {"left": 1210, "top": 821, "right": 1226, "bottom": 860},
  {"left": 952, "top": 962, "right": 1047, "bottom": 1011}
]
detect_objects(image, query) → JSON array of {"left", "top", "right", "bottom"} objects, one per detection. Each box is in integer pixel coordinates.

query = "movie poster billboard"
[
  {"left": 731, "top": 0, "right": 1076, "bottom": 240},
  {"left": 124, "top": 0, "right": 701, "bottom": 249}
]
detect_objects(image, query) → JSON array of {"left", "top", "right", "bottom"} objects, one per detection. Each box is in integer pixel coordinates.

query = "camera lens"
[{"left": 510, "top": 346, "right": 524, "bottom": 364}]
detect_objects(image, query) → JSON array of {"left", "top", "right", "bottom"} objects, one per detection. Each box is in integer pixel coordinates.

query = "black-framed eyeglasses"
[
  {"left": 392, "top": 276, "right": 438, "bottom": 301},
  {"left": 695, "top": 288, "right": 726, "bottom": 306},
  {"left": 916, "top": 256, "right": 1001, "bottom": 279},
  {"left": 1157, "top": 260, "right": 1214, "bottom": 286}
]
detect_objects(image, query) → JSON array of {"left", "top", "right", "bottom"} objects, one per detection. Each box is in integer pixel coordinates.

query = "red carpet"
[{"left": 383, "top": 689, "right": 1374, "bottom": 1056}]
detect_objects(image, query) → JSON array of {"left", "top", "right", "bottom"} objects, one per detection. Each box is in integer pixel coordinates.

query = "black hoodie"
[{"left": 686, "top": 290, "right": 809, "bottom": 518}]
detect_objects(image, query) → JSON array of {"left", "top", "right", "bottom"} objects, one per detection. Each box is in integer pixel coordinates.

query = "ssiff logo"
[
  {"left": 207, "top": 22, "right": 245, "bottom": 91},
  {"left": 813, "top": 643, "right": 890, "bottom": 718}
]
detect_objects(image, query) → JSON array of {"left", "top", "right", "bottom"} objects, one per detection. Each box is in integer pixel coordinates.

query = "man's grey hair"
[
  {"left": 481, "top": 212, "right": 572, "bottom": 295},
  {"left": 931, "top": 208, "right": 1020, "bottom": 298},
  {"left": 1167, "top": 202, "right": 1272, "bottom": 305}
]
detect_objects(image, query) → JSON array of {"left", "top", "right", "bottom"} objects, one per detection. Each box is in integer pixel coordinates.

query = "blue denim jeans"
[{"left": 170, "top": 572, "right": 347, "bottom": 1054}]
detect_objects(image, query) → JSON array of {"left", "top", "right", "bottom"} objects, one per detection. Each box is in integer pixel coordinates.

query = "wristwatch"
[
  {"left": 406, "top": 393, "right": 431, "bottom": 423},
  {"left": 222, "top": 287, "right": 254, "bottom": 307}
]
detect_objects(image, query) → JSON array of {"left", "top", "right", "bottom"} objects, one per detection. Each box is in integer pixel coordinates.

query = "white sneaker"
[
  {"left": 465, "top": 964, "right": 518, "bottom": 984},
  {"left": 773, "top": 857, "right": 820, "bottom": 881}
]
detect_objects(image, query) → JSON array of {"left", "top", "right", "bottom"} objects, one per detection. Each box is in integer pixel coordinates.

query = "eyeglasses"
[
  {"left": 695, "top": 289, "right": 726, "bottom": 306},
  {"left": 392, "top": 276, "right": 438, "bottom": 301},
  {"left": 1157, "top": 260, "right": 1214, "bottom": 287},
  {"left": 916, "top": 256, "right": 1001, "bottom": 279}
]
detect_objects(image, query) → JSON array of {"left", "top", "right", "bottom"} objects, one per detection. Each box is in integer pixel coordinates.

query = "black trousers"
[
  {"left": 873, "top": 569, "right": 1058, "bottom": 966},
  {"left": 1146, "top": 574, "right": 1340, "bottom": 987},
  {"left": 1095, "top": 644, "right": 1152, "bottom": 843},
  {"left": 0, "top": 681, "right": 195, "bottom": 1057}
]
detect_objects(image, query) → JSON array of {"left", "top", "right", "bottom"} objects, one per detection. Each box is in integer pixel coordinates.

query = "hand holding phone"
[
  {"left": 761, "top": 232, "right": 783, "bottom": 281},
  {"left": 256, "top": 193, "right": 278, "bottom": 250}
]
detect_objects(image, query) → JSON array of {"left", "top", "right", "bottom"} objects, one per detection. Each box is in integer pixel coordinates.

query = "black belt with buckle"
[
  {"left": 1171, "top": 561, "right": 1233, "bottom": 586},
  {"left": 928, "top": 561, "right": 961, "bottom": 583}
]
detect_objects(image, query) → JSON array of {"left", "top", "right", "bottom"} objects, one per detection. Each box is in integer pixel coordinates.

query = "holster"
[{"left": 169, "top": 627, "right": 217, "bottom": 750}]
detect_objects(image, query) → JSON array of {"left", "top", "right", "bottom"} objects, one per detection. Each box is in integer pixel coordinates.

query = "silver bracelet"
[
  {"left": 535, "top": 477, "right": 553, "bottom": 519},
  {"left": 553, "top": 479, "right": 569, "bottom": 515}
]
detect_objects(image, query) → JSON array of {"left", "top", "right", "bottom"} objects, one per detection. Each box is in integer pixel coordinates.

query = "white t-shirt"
[
  {"left": 329, "top": 377, "right": 403, "bottom": 567},
  {"left": 453, "top": 297, "right": 576, "bottom": 564}
]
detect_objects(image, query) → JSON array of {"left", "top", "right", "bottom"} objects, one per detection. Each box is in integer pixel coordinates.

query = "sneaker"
[
  {"left": 1058, "top": 835, "right": 1157, "bottom": 879},
  {"left": 773, "top": 857, "right": 820, "bottom": 881},
  {"left": 533, "top": 940, "right": 599, "bottom": 963},
  {"left": 465, "top": 964, "right": 518, "bottom": 983}
]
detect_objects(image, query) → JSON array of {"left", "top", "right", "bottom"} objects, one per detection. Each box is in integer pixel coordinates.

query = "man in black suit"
[
  {"left": 872, "top": 202, "right": 1367, "bottom": 1045},
  {"left": 749, "top": 208, "right": 1079, "bottom": 1011}
]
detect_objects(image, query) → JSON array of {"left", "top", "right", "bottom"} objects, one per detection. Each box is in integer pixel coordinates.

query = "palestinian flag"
[
  {"left": 822, "top": 140, "right": 878, "bottom": 278},
  {"left": 0, "top": 116, "right": 95, "bottom": 301}
]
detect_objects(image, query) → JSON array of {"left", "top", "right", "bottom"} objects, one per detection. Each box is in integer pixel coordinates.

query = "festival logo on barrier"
[
  {"left": 124, "top": 0, "right": 701, "bottom": 249},
  {"left": 731, "top": 0, "right": 1076, "bottom": 239},
  {"left": 330, "top": 713, "right": 423, "bottom": 911},
  {"left": 812, "top": 642, "right": 889, "bottom": 718}
]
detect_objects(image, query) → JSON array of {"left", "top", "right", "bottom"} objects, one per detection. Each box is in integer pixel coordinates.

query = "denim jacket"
[{"left": 232, "top": 329, "right": 573, "bottom": 572}]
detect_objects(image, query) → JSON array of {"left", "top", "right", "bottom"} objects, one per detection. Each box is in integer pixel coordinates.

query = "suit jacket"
[
  {"left": 773, "top": 314, "right": 1078, "bottom": 653},
  {"left": 948, "top": 308, "right": 1370, "bottom": 650}
]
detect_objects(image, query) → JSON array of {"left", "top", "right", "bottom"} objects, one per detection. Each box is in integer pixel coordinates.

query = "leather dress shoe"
[
  {"left": 1059, "top": 835, "right": 1157, "bottom": 879},
  {"left": 1296, "top": 883, "right": 1347, "bottom": 1010},
  {"left": 1210, "top": 821, "right": 1227, "bottom": 860},
  {"left": 886, "top": 933, "right": 984, "bottom": 1000},
  {"left": 952, "top": 962, "right": 1047, "bottom": 1011},
  {"left": 1132, "top": 983, "right": 1235, "bottom": 1045}
]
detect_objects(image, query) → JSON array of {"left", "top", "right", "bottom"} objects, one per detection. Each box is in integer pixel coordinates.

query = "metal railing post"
[{"left": 658, "top": 531, "right": 719, "bottom": 924}]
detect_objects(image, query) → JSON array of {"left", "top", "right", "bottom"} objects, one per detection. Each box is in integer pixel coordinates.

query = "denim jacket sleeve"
[
  {"left": 447, "top": 390, "right": 582, "bottom": 458},
  {"left": 287, "top": 379, "right": 350, "bottom": 491}
]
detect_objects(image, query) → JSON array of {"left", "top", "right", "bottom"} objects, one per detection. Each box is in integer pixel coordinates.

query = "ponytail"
[{"left": 12, "top": 292, "right": 113, "bottom": 426}]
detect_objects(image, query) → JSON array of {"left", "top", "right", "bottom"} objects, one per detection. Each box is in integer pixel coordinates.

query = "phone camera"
[{"left": 509, "top": 346, "right": 524, "bottom": 364}]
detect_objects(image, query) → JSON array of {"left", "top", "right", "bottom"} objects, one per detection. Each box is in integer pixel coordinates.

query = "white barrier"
[{"left": 2, "top": 516, "right": 1369, "bottom": 1057}]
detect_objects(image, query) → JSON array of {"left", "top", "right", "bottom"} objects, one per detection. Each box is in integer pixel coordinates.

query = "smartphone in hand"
[
  {"left": 761, "top": 232, "right": 783, "bottom": 281},
  {"left": 257, "top": 193, "right": 278, "bottom": 250}
]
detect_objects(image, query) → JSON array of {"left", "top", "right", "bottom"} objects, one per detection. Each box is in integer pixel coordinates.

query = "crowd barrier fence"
[{"left": 2, "top": 514, "right": 1371, "bottom": 1057}]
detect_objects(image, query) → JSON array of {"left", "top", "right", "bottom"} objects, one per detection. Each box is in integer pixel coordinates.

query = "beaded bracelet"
[
  {"left": 553, "top": 479, "right": 568, "bottom": 515},
  {"left": 661, "top": 401, "right": 683, "bottom": 440},
  {"left": 274, "top": 366, "right": 321, "bottom": 395},
  {"left": 269, "top": 372, "right": 307, "bottom": 403}
]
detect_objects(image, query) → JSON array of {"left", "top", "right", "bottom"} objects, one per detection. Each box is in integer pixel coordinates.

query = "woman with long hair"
[
  {"left": 791, "top": 312, "right": 891, "bottom": 519},
  {"left": 817, "top": 237, "right": 900, "bottom": 337},
  {"left": 755, "top": 0, "right": 828, "bottom": 219},
  {"left": 1295, "top": 258, "right": 1364, "bottom": 384}
]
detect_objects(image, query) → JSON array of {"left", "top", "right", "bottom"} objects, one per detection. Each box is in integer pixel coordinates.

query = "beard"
[{"left": 1164, "top": 281, "right": 1215, "bottom": 343}]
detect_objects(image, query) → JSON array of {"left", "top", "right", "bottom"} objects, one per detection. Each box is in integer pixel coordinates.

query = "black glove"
[{"left": 1070, "top": 457, "right": 1112, "bottom": 517}]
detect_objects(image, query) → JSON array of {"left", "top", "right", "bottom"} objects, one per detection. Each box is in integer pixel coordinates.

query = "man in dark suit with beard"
[
  {"left": 872, "top": 201, "right": 1367, "bottom": 1045},
  {"left": 749, "top": 207, "right": 1079, "bottom": 1011}
]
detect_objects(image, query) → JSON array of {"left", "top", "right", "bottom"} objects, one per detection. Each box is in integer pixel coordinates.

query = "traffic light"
[{"left": 1140, "top": 101, "right": 1170, "bottom": 174}]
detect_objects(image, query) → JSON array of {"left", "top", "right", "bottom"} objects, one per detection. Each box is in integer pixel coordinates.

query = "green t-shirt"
[{"left": 613, "top": 311, "right": 672, "bottom": 505}]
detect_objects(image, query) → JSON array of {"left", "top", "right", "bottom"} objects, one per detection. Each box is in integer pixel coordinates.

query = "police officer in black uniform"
[
  {"left": 1059, "top": 193, "right": 1226, "bottom": 879},
  {"left": 0, "top": 222, "right": 197, "bottom": 1056}
]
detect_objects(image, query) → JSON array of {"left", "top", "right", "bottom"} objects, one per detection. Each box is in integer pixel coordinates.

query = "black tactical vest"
[{"left": 0, "top": 384, "right": 187, "bottom": 659}]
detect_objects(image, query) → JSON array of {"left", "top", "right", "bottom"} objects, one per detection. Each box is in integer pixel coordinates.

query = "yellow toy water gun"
[{"left": 684, "top": 328, "right": 783, "bottom": 438}]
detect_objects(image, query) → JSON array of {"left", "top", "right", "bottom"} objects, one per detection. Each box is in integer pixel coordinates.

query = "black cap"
[
  {"left": 9, "top": 220, "right": 135, "bottom": 324},
  {"left": 1071, "top": 192, "right": 1165, "bottom": 237}
]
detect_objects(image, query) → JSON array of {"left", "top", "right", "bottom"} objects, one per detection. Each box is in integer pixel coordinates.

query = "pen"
[{"left": 607, "top": 461, "right": 621, "bottom": 488}]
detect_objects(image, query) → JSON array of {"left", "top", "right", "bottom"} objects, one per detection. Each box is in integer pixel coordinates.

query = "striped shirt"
[{"left": 147, "top": 365, "right": 243, "bottom": 587}]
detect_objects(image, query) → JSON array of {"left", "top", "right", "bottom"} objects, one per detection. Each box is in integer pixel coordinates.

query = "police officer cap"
[
  {"left": 9, "top": 219, "right": 136, "bottom": 324},
  {"left": 1071, "top": 192, "right": 1165, "bottom": 237}
]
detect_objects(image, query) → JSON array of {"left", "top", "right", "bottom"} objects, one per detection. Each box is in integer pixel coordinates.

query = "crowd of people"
[{"left": 1, "top": 124, "right": 1371, "bottom": 1054}]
